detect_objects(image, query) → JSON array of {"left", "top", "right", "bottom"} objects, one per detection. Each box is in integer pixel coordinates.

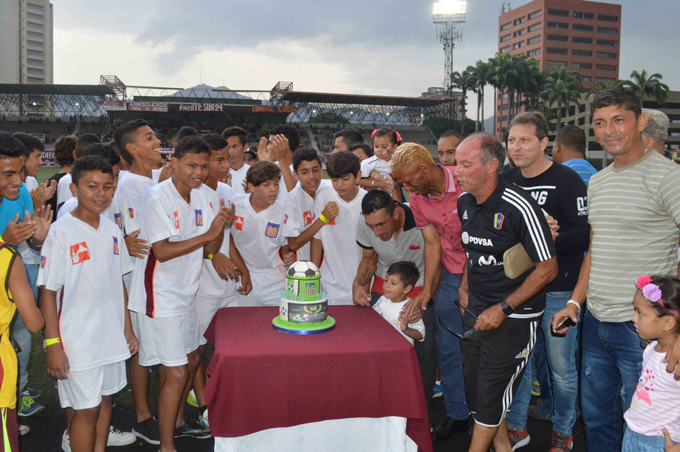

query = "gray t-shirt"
[
  {"left": 587, "top": 151, "right": 680, "bottom": 322},
  {"left": 356, "top": 203, "right": 425, "bottom": 288}
]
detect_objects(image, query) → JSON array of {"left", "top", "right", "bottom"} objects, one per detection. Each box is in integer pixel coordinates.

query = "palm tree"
[
  {"left": 540, "top": 68, "right": 584, "bottom": 133},
  {"left": 466, "top": 61, "right": 491, "bottom": 132},
  {"left": 488, "top": 52, "right": 522, "bottom": 139},
  {"left": 451, "top": 69, "right": 475, "bottom": 134},
  {"left": 619, "top": 69, "right": 670, "bottom": 107}
]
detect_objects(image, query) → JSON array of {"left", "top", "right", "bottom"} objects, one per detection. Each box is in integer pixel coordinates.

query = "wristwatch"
[{"left": 499, "top": 301, "right": 514, "bottom": 316}]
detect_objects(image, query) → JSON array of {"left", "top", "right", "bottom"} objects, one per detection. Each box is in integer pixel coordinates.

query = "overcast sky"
[{"left": 53, "top": 0, "right": 677, "bottom": 120}]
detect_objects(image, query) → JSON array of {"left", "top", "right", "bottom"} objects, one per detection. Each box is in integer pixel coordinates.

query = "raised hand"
[
  {"left": 26, "top": 205, "right": 53, "bottom": 242},
  {"left": 322, "top": 201, "right": 339, "bottom": 223},
  {"left": 2, "top": 214, "right": 36, "bottom": 246},
  {"left": 257, "top": 136, "right": 271, "bottom": 162},
  {"left": 158, "top": 162, "right": 175, "bottom": 182},
  {"left": 270, "top": 135, "right": 291, "bottom": 164}
]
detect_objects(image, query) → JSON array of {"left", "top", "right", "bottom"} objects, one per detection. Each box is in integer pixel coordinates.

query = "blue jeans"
[
  {"left": 582, "top": 309, "right": 644, "bottom": 452},
  {"left": 12, "top": 263, "right": 39, "bottom": 391},
  {"left": 507, "top": 292, "right": 579, "bottom": 435},
  {"left": 434, "top": 268, "right": 468, "bottom": 420},
  {"left": 623, "top": 425, "right": 674, "bottom": 452}
]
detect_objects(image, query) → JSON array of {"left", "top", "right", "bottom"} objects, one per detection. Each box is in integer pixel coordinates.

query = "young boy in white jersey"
[
  {"left": 56, "top": 134, "right": 102, "bottom": 210},
  {"left": 38, "top": 155, "right": 137, "bottom": 452},
  {"left": 231, "top": 161, "right": 295, "bottom": 306},
  {"left": 282, "top": 148, "right": 338, "bottom": 261},
  {"left": 130, "top": 136, "right": 231, "bottom": 452},
  {"left": 372, "top": 261, "right": 425, "bottom": 345},
  {"left": 190, "top": 134, "right": 247, "bottom": 428},
  {"left": 112, "top": 119, "right": 163, "bottom": 444},
  {"left": 222, "top": 127, "right": 250, "bottom": 195},
  {"left": 310, "top": 152, "right": 367, "bottom": 305}
]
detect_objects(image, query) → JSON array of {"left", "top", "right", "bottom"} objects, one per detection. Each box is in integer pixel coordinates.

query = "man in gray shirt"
[
  {"left": 352, "top": 189, "right": 437, "bottom": 401},
  {"left": 552, "top": 88, "right": 680, "bottom": 452}
]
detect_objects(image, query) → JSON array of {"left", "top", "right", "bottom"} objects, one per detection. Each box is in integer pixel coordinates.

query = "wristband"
[
  {"left": 457, "top": 288, "right": 469, "bottom": 292},
  {"left": 319, "top": 214, "right": 330, "bottom": 224},
  {"left": 567, "top": 299, "right": 581, "bottom": 313},
  {"left": 208, "top": 253, "right": 214, "bottom": 260},
  {"left": 371, "top": 180, "right": 375, "bottom": 188},
  {"left": 45, "top": 337, "right": 60, "bottom": 347}
]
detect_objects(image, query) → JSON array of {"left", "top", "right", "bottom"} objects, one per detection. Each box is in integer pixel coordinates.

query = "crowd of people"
[{"left": 0, "top": 86, "right": 679, "bottom": 452}]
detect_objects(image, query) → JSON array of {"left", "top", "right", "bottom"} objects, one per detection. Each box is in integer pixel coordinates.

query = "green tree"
[
  {"left": 540, "top": 68, "right": 584, "bottom": 133},
  {"left": 466, "top": 61, "right": 491, "bottom": 132},
  {"left": 619, "top": 69, "right": 670, "bottom": 107},
  {"left": 422, "top": 116, "right": 477, "bottom": 138},
  {"left": 307, "top": 112, "right": 349, "bottom": 124},
  {"left": 451, "top": 69, "right": 475, "bottom": 134},
  {"left": 488, "top": 52, "right": 522, "bottom": 138}
]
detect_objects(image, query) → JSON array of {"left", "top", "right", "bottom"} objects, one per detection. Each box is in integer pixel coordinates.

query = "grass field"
[{"left": 37, "top": 167, "right": 60, "bottom": 182}]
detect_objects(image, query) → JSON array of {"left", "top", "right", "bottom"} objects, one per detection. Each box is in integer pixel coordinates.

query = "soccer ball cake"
[{"left": 272, "top": 261, "right": 336, "bottom": 334}]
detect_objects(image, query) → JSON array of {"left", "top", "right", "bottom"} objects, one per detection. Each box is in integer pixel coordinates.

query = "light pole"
[{"left": 433, "top": 1, "right": 466, "bottom": 122}]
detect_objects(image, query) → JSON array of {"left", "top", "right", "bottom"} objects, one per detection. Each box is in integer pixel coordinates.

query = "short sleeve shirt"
[
  {"left": 360, "top": 156, "right": 392, "bottom": 180},
  {"left": 0, "top": 183, "right": 37, "bottom": 264},
  {"left": 457, "top": 178, "right": 556, "bottom": 318},
  {"left": 115, "top": 172, "right": 157, "bottom": 235},
  {"left": 409, "top": 165, "right": 465, "bottom": 274},
  {"left": 229, "top": 164, "right": 250, "bottom": 196},
  {"left": 373, "top": 296, "right": 426, "bottom": 345},
  {"left": 283, "top": 184, "right": 328, "bottom": 261},
  {"left": 37, "top": 214, "right": 133, "bottom": 371}
]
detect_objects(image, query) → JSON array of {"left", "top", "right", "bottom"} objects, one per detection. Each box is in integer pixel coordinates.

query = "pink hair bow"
[{"left": 636, "top": 276, "right": 679, "bottom": 316}]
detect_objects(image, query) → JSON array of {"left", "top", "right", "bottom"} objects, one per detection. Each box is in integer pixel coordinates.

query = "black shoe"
[
  {"left": 174, "top": 420, "right": 211, "bottom": 439},
  {"left": 432, "top": 416, "right": 469, "bottom": 441},
  {"left": 132, "top": 416, "right": 160, "bottom": 445}
]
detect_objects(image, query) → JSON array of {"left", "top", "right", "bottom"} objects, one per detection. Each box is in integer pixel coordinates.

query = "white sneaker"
[
  {"left": 199, "top": 408, "right": 209, "bottom": 428},
  {"left": 62, "top": 430, "right": 71, "bottom": 452},
  {"left": 18, "top": 424, "right": 30, "bottom": 436},
  {"left": 107, "top": 425, "right": 137, "bottom": 446}
]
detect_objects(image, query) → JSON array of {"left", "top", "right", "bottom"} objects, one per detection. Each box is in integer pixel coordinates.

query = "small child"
[
  {"left": 372, "top": 261, "right": 425, "bottom": 345},
  {"left": 624, "top": 275, "right": 680, "bottom": 451},
  {"left": 358, "top": 128, "right": 402, "bottom": 200}
]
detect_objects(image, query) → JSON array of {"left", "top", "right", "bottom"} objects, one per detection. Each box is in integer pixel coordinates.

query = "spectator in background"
[
  {"left": 641, "top": 109, "right": 670, "bottom": 156},
  {"left": 552, "top": 125, "right": 597, "bottom": 186},
  {"left": 438, "top": 130, "right": 464, "bottom": 166},
  {"left": 173, "top": 126, "right": 198, "bottom": 148},
  {"left": 46, "top": 135, "right": 76, "bottom": 220},
  {"left": 349, "top": 142, "right": 373, "bottom": 162},
  {"left": 333, "top": 129, "right": 364, "bottom": 153},
  {"left": 243, "top": 149, "right": 257, "bottom": 165}
]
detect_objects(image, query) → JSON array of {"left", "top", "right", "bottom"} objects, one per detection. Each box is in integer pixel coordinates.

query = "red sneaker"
[
  {"left": 508, "top": 426, "right": 530, "bottom": 450},
  {"left": 549, "top": 431, "right": 573, "bottom": 452}
]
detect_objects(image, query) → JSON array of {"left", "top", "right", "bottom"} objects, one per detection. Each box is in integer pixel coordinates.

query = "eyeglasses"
[{"left": 437, "top": 301, "right": 478, "bottom": 339}]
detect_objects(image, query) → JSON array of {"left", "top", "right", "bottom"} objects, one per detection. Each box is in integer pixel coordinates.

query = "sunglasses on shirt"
[{"left": 437, "top": 300, "right": 479, "bottom": 340}]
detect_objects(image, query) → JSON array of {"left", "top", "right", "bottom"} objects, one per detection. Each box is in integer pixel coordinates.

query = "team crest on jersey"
[
  {"left": 195, "top": 210, "right": 203, "bottom": 226},
  {"left": 40, "top": 255, "right": 46, "bottom": 269},
  {"left": 113, "top": 236, "right": 119, "bottom": 255},
  {"left": 174, "top": 211, "right": 179, "bottom": 229},
  {"left": 70, "top": 242, "right": 90, "bottom": 265},
  {"left": 127, "top": 208, "right": 134, "bottom": 219},
  {"left": 113, "top": 213, "right": 123, "bottom": 230},
  {"left": 494, "top": 213, "right": 505, "bottom": 229},
  {"left": 265, "top": 222, "right": 280, "bottom": 238},
  {"left": 303, "top": 210, "right": 314, "bottom": 226},
  {"left": 234, "top": 216, "right": 244, "bottom": 231}
]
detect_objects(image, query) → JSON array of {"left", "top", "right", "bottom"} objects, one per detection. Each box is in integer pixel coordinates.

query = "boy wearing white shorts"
[
  {"left": 39, "top": 155, "right": 137, "bottom": 452},
  {"left": 128, "top": 136, "right": 231, "bottom": 452}
]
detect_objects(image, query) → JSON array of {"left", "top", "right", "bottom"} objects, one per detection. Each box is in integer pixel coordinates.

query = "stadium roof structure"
[
  {"left": 0, "top": 84, "right": 115, "bottom": 96},
  {"left": 0, "top": 83, "right": 117, "bottom": 117},
  {"left": 275, "top": 91, "right": 454, "bottom": 108}
]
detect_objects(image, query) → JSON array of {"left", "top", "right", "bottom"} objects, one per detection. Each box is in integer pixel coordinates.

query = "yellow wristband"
[
  {"left": 208, "top": 253, "right": 214, "bottom": 260},
  {"left": 319, "top": 214, "right": 329, "bottom": 224},
  {"left": 45, "top": 337, "right": 60, "bottom": 346}
]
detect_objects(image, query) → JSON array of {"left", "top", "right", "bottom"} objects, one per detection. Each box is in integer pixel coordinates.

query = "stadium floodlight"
[{"left": 432, "top": 1, "right": 467, "bottom": 23}]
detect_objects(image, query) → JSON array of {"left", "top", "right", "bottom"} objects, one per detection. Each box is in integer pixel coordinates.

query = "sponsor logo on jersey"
[
  {"left": 195, "top": 209, "right": 203, "bottom": 226},
  {"left": 463, "top": 210, "right": 468, "bottom": 220},
  {"left": 235, "top": 216, "right": 244, "bottom": 231},
  {"left": 478, "top": 255, "right": 503, "bottom": 266},
  {"left": 303, "top": 210, "right": 314, "bottom": 226},
  {"left": 461, "top": 231, "right": 494, "bottom": 246},
  {"left": 494, "top": 213, "right": 505, "bottom": 229},
  {"left": 40, "top": 255, "right": 46, "bottom": 269},
  {"left": 70, "top": 242, "right": 91, "bottom": 265},
  {"left": 114, "top": 213, "right": 123, "bottom": 230},
  {"left": 174, "top": 211, "right": 179, "bottom": 229},
  {"left": 127, "top": 207, "right": 134, "bottom": 219},
  {"left": 113, "top": 236, "right": 119, "bottom": 255},
  {"left": 409, "top": 245, "right": 421, "bottom": 250},
  {"left": 265, "top": 222, "right": 280, "bottom": 238}
]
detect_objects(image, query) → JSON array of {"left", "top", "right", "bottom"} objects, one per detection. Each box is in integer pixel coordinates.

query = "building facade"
[
  {"left": 496, "top": 0, "right": 621, "bottom": 136},
  {"left": 0, "top": 0, "right": 54, "bottom": 84}
]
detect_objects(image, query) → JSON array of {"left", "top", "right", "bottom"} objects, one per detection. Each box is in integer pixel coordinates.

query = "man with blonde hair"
[{"left": 391, "top": 142, "right": 470, "bottom": 441}]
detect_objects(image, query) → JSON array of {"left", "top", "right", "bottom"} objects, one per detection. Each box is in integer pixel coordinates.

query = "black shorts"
[{"left": 460, "top": 312, "right": 541, "bottom": 427}]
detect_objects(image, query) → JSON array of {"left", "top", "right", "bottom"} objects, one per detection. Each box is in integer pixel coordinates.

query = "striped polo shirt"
[{"left": 587, "top": 151, "right": 680, "bottom": 322}]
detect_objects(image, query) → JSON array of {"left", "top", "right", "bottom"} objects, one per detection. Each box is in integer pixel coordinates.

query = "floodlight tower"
[{"left": 433, "top": 1, "right": 466, "bottom": 95}]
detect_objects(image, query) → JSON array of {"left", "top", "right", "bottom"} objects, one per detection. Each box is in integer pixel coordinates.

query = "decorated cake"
[{"left": 272, "top": 261, "right": 336, "bottom": 335}]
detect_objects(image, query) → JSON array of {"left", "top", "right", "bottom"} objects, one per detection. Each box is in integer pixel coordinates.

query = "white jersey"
[
  {"left": 25, "top": 176, "right": 39, "bottom": 192},
  {"left": 283, "top": 184, "right": 329, "bottom": 261},
  {"left": 128, "top": 180, "right": 214, "bottom": 319},
  {"left": 360, "top": 156, "right": 392, "bottom": 181},
  {"left": 57, "top": 195, "right": 123, "bottom": 230},
  {"left": 373, "top": 296, "right": 425, "bottom": 345},
  {"left": 37, "top": 214, "right": 133, "bottom": 371},
  {"left": 231, "top": 194, "right": 287, "bottom": 306},
  {"left": 275, "top": 162, "right": 295, "bottom": 203},
  {"left": 56, "top": 173, "right": 73, "bottom": 208},
  {"left": 118, "top": 170, "right": 129, "bottom": 183},
  {"left": 229, "top": 164, "right": 250, "bottom": 196},
  {"left": 197, "top": 182, "right": 236, "bottom": 298},
  {"left": 115, "top": 172, "right": 157, "bottom": 235},
  {"left": 313, "top": 188, "right": 367, "bottom": 304}
]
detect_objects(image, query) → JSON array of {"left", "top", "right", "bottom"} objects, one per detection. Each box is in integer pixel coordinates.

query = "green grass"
[{"left": 37, "top": 167, "right": 60, "bottom": 182}]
